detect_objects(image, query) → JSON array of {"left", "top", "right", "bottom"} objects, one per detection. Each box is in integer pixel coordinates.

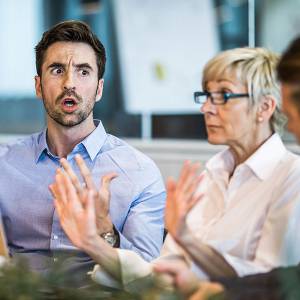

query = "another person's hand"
[
  {"left": 153, "top": 259, "right": 200, "bottom": 296},
  {"left": 154, "top": 261, "right": 224, "bottom": 300},
  {"left": 165, "top": 161, "right": 203, "bottom": 242},
  {"left": 189, "top": 282, "right": 224, "bottom": 300},
  {"left": 58, "top": 155, "right": 117, "bottom": 235}
]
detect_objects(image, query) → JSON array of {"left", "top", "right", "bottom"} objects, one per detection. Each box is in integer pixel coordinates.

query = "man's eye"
[
  {"left": 51, "top": 68, "right": 63, "bottom": 75},
  {"left": 80, "top": 69, "right": 89, "bottom": 76}
]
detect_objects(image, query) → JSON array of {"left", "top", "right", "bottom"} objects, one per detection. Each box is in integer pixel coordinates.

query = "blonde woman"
[
  {"left": 51, "top": 47, "right": 300, "bottom": 290},
  {"left": 155, "top": 37, "right": 300, "bottom": 300}
]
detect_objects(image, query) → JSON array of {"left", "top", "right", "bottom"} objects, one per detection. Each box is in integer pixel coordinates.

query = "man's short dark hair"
[
  {"left": 277, "top": 37, "right": 300, "bottom": 109},
  {"left": 277, "top": 37, "right": 300, "bottom": 84},
  {"left": 35, "top": 20, "right": 106, "bottom": 80}
]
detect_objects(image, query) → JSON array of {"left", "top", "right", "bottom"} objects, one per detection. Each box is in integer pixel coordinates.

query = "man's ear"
[
  {"left": 257, "top": 95, "right": 277, "bottom": 123},
  {"left": 35, "top": 76, "right": 43, "bottom": 99},
  {"left": 95, "top": 79, "right": 104, "bottom": 102}
]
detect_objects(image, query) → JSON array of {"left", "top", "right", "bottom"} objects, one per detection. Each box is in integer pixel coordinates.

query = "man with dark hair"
[
  {"left": 277, "top": 37, "right": 300, "bottom": 141},
  {"left": 0, "top": 20, "right": 165, "bottom": 282},
  {"left": 35, "top": 20, "right": 106, "bottom": 80},
  {"left": 154, "top": 36, "right": 300, "bottom": 300}
]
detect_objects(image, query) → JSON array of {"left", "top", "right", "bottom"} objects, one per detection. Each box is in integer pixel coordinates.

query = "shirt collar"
[
  {"left": 206, "top": 133, "right": 287, "bottom": 181},
  {"left": 35, "top": 120, "right": 107, "bottom": 163},
  {"left": 80, "top": 120, "right": 107, "bottom": 161},
  {"left": 244, "top": 133, "right": 287, "bottom": 180},
  {"left": 35, "top": 128, "right": 49, "bottom": 163},
  {"left": 206, "top": 147, "right": 235, "bottom": 177}
]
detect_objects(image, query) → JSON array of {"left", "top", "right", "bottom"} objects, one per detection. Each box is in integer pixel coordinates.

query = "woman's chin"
[{"left": 207, "top": 135, "right": 226, "bottom": 145}]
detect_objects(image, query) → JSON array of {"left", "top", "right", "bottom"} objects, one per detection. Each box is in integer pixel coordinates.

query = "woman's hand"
[
  {"left": 165, "top": 161, "right": 203, "bottom": 242},
  {"left": 153, "top": 259, "right": 201, "bottom": 297},
  {"left": 154, "top": 260, "right": 224, "bottom": 300}
]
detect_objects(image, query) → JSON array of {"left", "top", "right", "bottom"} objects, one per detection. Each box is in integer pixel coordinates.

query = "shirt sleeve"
[
  {"left": 118, "top": 176, "right": 166, "bottom": 262},
  {"left": 107, "top": 145, "right": 166, "bottom": 262},
  {"left": 91, "top": 248, "right": 153, "bottom": 291},
  {"left": 90, "top": 237, "right": 189, "bottom": 290}
]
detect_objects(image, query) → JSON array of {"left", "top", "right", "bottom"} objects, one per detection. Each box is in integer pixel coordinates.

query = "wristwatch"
[{"left": 101, "top": 231, "right": 117, "bottom": 247}]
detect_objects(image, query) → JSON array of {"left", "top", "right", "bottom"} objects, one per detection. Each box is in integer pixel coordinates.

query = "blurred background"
[{"left": 0, "top": 0, "right": 300, "bottom": 177}]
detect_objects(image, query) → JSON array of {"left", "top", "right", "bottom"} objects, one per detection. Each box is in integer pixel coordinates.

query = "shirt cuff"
[
  {"left": 117, "top": 248, "right": 152, "bottom": 287},
  {"left": 89, "top": 264, "right": 122, "bottom": 289},
  {"left": 0, "top": 256, "right": 8, "bottom": 268}
]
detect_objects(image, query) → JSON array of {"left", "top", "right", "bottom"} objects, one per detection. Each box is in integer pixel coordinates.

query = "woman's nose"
[{"left": 200, "top": 97, "right": 217, "bottom": 114}]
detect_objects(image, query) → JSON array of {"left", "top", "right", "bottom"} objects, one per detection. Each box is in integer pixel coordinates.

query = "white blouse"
[{"left": 93, "top": 133, "right": 300, "bottom": 288}]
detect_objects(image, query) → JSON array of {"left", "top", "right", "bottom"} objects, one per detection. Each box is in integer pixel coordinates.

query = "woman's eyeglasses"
[{"left": 194, "top": 91, "right": 249, "bottom": 105}]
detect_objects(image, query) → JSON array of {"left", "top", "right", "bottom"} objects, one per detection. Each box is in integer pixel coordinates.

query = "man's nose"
[{"left": 63, "top": 69, "right": 75, "bottom": 90}]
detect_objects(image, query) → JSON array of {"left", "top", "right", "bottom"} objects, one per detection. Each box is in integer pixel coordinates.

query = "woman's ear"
[{"left": 257, "top": 95, "right": 277, "bottom": 123}]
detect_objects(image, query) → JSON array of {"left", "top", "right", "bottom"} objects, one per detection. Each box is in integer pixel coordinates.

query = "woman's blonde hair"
[{"left": 202, "top": 47, "right": 286, "bottom": 134}]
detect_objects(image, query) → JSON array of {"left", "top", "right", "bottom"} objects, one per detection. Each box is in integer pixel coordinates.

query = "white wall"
[{"left": 0, "top": 0, "right": 41, "bottom": 97}]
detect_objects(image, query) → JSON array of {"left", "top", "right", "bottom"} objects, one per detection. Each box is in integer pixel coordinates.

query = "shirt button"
[{"left": 53, "top": 235, "right": 58, "bottom": 240}]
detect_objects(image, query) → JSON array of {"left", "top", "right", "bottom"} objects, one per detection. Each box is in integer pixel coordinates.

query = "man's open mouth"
[{"left": 63, "top": 99, "right": 77, "bottom": 107}]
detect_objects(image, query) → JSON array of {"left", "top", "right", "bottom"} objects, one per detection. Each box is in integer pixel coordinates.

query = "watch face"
[{"left": 102, "top": 232, "right": 117, "bottom": 246}]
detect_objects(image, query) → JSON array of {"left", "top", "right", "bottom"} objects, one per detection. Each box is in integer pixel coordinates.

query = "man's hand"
[
  {"left": 59, "top": 154, "right": 117, "bottom": 235},
  {"left": 165, "top": 161, "right": 203, "bottom": 242},
  {"left": 50, "top": 168, "right": 122, "bottom": 280},
  {"left": 49, "top": 170, "right": 99, "bottom": 250}
]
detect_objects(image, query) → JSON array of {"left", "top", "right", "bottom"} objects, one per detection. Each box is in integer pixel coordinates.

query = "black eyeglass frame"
[{"left": 194, "top": 91, "right": 249, "bottom": 105}]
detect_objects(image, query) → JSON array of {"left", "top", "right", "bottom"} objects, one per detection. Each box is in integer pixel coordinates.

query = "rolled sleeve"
[{"left": 118, "top": 189, "right": 166, "bottom": 262}]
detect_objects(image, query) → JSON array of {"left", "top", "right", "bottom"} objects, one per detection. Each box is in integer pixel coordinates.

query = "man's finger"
[
  {"left": 55, "top": 172, "right": 68, "bottom": 205},
  {"left": 100, "top": 173, "right": 118, "bottom": 191},
  {"left": 49, "top": 184, "right": 58, "bottom": 199},
  {"left": 75, "top": 154, "right": 96, "bottom": 190},
  {"left": 86, "top": 190, "right": 96, "bottom": 223},
  {"left": 60, "top": 158, "right": 83, "bottom": 195},
  {"left": 61, "top": 170, "right": 83, "bottom": 213}
]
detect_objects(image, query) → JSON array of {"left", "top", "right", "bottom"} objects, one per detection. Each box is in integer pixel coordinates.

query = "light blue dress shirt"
[{"left": 0, "top": 120, "right": 166, "bottom": 270}]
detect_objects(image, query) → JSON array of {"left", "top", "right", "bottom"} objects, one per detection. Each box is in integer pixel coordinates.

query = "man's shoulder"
[{"left": 0, "top": 132, "right": 41, "bottom": 159}]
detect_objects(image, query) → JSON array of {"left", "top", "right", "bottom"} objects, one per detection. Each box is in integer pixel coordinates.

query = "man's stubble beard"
[{"left": 41, "top": 84, "right": 97, "bottom": 128}]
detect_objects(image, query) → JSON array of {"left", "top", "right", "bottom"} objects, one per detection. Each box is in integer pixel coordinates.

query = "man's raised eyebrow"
[
  {"left": 75, "top": 63, "right": 93, "bottom": 70},
  {"left": 47, "top": 62, "right": 65, "bottom": 69},
  {"left": 46, "top": 62, "right": 93, "bottom": 71}
]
